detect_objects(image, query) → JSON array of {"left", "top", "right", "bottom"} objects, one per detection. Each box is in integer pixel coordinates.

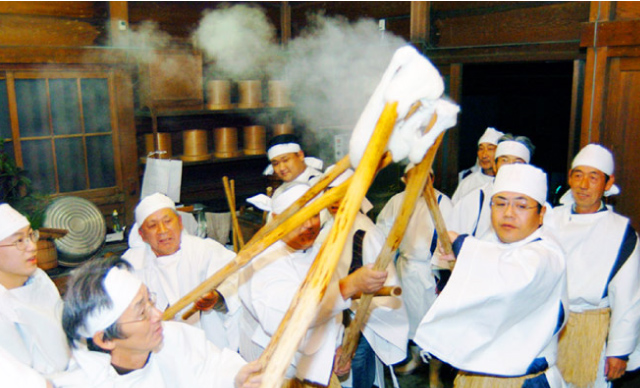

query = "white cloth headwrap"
[
  {"left": 325, "top": 166, "right": 373, "bottom": 214},
  {"left": 268, "top": 143, "right": 301, "bottom": 160},
  {"left": 77, "top": 267, "right": 143, "bottom": 338},
  {"left": 262, "top": 156, "right": 324, "bottom": 176},
  {"left": 495, "top": 140, "right": 531, "bottom": 164},
  {"left": 0, "top": 204, "right": 30, "bottom": 242},
  {"left": 272, "top": 184, "right": 311, "bottom": 215},
  {"left": 478, "top": 127, "right": 505, "bottom": 145},
  {"left": 492, "top": 164, "right": 547, "bottom": 205},
  {"left": 571, "top": 143, "right": 620, "bottom": 196},
  {"left": 135, "top": 192, "right": 176, "bottom": 225}
]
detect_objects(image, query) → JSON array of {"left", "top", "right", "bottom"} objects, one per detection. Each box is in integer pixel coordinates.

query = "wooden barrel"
[
  {"left": 181, "top": 129, "right": 211, "bottom": 162},
  {"left": 144, "top": 133, "right": 172, "bottom": 159},
  {"left": 238, "top": 80, "right": 263, "bottom": 109},
  {"left": 273, "top": 123, "right": 294, "bottom": 136},
  {"left": 244, "top": 125, "right": 266, "bottom": 155},
  {"left": 268, "top": 80, "right": 292, "bottom": 107},
  {"left": 206, "top": 80, "right": 234, "bottom": 110},
  {"left": 36, "top": 239, "right": 58, "bottom": 270},
  {"left": 213, "top": 127, "right": 243, "bottom": 158}
]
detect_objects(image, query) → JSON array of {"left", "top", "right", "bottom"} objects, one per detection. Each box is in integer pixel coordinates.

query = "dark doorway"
[{"left": 458, "top": 62, "right": 574, "bottom": 203}]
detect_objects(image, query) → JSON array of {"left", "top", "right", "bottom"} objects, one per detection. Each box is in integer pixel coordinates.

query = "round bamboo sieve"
[
  {"left": 214, "top": 127, "right": 243, "bottom": 158},
  {"left": 238, "top": 80, "right": 263, "bottom": 109},
  {"left": 181, "top": 129, "right": 211, "bottom": 162},
  {"left": 206, "top": 80, "right": 235, "bottom": 110},
  {"left": 243, "top": 125, "right": 266, "bottom": 155},
  {"left": 144, "top": 133, "right": 172, "bottom": 159}
]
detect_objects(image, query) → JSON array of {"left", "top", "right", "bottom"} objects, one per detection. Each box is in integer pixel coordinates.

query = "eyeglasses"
[
  {"left": 0, "top": 230, "right": 39, "bottom": 251},
  {"left": 490, "top": 199, "right": 538, "bottom": 213},
  {"left": 116, "top": 292, "right": 158, "bottom": 326}
]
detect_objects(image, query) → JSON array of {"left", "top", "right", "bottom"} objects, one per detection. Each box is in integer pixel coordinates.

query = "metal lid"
[{"left": 44, "top": 196, "right": 106, "bottom": 266}]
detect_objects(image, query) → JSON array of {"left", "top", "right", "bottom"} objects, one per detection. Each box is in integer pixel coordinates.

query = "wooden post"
[
  {"left": 256, "top": 102, "right": 399, "bottom": 388},
  {"left": 338, "top": 120, "right": 445, "bottom": 370}
]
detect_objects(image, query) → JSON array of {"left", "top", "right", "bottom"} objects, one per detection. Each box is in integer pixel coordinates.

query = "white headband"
[
  {"left": 263, "top": 156, "right": 324, "bottom": 176},
  {"left": 478, "top": 127, "right": 504, "bottom": 146},
  {"left": 492, "top": 164, "right": 547, "bottom": 205},
  {"left": 0, "top": 204, "right": 30, "bottom": 242},
  {"left": 495, "top": 140, "right": 531, "bottom": 164},
  {"left": 326, "top": 166, "right": 373, "bottom": 214},
  {"left": 77, "top": 267, "right": 142, "bottom": 338},
  {"left": 135, "top": 193, "right": 176, "bottom": 225},
  {"left": 571, "top": 144, "right": 620, "bottom": 196},
  {"left": 268, "top": 143, "right": 301, "bottom": 160}
]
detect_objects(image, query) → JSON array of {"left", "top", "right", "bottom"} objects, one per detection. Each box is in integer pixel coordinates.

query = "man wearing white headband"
[
  {"left": 449, "top": 134, "right": 535, "bottom": 239},
  {"left": 0, "top": 203, "right": 70, "bottom": 383},
  {"left": 415, "top": 164, "right": 568, "bottom": 388},
  {"left": 53, "top": 256, "right": 261, "bottom": 388},
  {"left": 314, "top": 168, "right": 409, "bottom": 388},
  {"left": 545, "top": 144, "right": 640, "bottom": 387},
  {"left": 264, "top": 134, "right": 324, "bottom": 199},
  {"left": 122, "top": 193, "right": 240, "bottom": 351},
  {"left": 452, "top": 127, "right": 505, "bottom": 204},
  {"left": 238, "top": 184, "right": 389, "bottom": 386},
  {"left": 376, "top": 164, "right": 452, "bottom": 377}
]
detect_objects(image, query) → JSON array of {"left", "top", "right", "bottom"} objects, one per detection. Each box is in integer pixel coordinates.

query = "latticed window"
[{"left": 0, "top": 70, "right": 121, "bottom": 196}]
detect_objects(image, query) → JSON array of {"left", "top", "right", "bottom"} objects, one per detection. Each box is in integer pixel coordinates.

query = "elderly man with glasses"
[
  {"left": 415, "top": 164, "right": 568, "bottom": 388},
  {"left": 0, "top": 203, "right": 71, "bottom": 386},
  {"left": 51, "top": 255, "right": 262, "bottom": 388}
]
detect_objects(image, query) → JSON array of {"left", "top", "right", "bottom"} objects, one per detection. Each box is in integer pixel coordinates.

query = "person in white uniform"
[
  {"left": 122, "top": 193, "right": 240, "bottom": 350},
  {"left": 452, "top": 127, "right": 504, "bottom": 204},
  {"left": 0, "top": 203, "right": 70, "bottom": 383},
  {"left": 545, "top": 144, "right": 640, "bottom": 387},
  {"left": 0, "top": 346, "right": 53, "bottom": 388},
  {"left": 318, "top": 168, "right": 409, "bottom": 388},
  {"left": 238, "top": 184, "right": 389, "bottom": 386},
  {"left": 415, "top": 164, "right": 568, "bottom": 388},
  {"left": 51, "top": 256, "right": 261, "bottom": 388},
  {"left": 376, "top": 164, "right": 452, "bottom": 377},
  {"left": 449, "top": 134, "right": 535, "bottom": 239}
]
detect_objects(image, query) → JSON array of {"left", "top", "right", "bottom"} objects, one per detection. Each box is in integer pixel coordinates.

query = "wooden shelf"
[
  {"left": 139, "top": 154, "right": 267, "bottom": 165},
  {"left": 135, "top": 106, "right": 294, "bottom": 118}
]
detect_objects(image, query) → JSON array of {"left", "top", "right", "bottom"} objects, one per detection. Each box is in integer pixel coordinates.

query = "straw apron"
[
  {"left": 454, "top": 369, "right": 546, "bottom": 388},
  {"left": 557, "top": 308, "right": 611, "bottom": 388}
]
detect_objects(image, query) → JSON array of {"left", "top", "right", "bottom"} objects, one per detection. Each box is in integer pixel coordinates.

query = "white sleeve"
[{"left": 0, "top": 348, "right": 48, "bottom": 388}]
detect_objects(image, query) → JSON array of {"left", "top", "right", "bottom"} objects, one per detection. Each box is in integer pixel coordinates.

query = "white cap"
[
  {"left": 272, "top": 184, "right": 311, "bottom": 215},
  {"left": 478, "top": 127, "right": 504, "bottom": 145},
  {"left": 0, "top": 204, "right": 30, "bottom": 242},
  {"left": 571, "top": 143, "right": 620, "bottom": 196},
  {"left": 495, "top": 140, "right": 531, "bottom": 164},
  {"left": 492, "top": 164, "right": 547, "bottom": 205},
  {"left": 135, "top": 193, "right": 176, "bottom": 225},
  {"left": 77, "top": 266, "right": 143, "bottom": 338}
]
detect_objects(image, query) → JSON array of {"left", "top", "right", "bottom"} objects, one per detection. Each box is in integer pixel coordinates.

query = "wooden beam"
[
  {"left": 280, "top": 1, "right": 291, "bottom": 45},
  {"left": 581, "top": 46, "right": 608, "bottom": 146},
  {"left": 109, "top": 1, "right": 129, "bottom": 47},
  {"left": 410, "top": 1, "right": 429, "bottom": 44},
  {"left": 568, "top": 59, "right": 584, "bottom": 166},
  {"left": 580, "top": 20, "right": 640, "bottom": 48}
]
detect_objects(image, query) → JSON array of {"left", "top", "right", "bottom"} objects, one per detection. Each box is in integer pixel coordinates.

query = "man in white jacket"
[
  {"left": 238, "top": 184, "right": 389, "bottom": 386},
  {"left": 415, "top": 164, "right": 568, "bottom": 388},
  {"left": 122, "top": 193, "right": 240, "bottom": 350},
  {"left": 52, "top": 256, "right": 261, "bottom": 388},
  {"left": 0, "top": 203, "right": 70, "bottom": 384},
  {"left": 545, "top": 144, "right": 640, "bottom": 387}
]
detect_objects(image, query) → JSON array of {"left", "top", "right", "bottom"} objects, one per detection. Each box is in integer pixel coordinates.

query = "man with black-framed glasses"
[
  {"left": 415, "top": 164, "right": 569, "bottom": 388},
  {"left": 0, "top": 203, "right": 70, "bottom": 386},
  {"left": 52, "top": 255, "right": 262, "bottom": 388}
]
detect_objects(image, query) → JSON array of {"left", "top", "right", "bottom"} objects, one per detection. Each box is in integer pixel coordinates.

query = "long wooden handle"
[
  {"left": 423, "top": 177, "right": 453, "bottom": 255},
  {"left": 256, "top": 102, "right": 399, "bottom": 388},
  {"left": 224, "top": 176, "right": 245, "bottom": 251},
  {"left": 338, "top": 116, "right": 445, "bottom": 370},
  {"left": 262, "top": 186, "right": 273, "bottom": 225},
  {"left": 351, "top": 286, "right": 402, "bottom": 300}
]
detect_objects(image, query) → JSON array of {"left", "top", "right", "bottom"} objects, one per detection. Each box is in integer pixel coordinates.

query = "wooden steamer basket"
[
  {"left": 206, "top": 80, "right": 235, "bottom": 110},
  {"left": 181, "top": 129, "right": 211, "bottom": 162},
  {"left": 237, "top": 80, "right": 263, "bottom": 109},
  {"left": 268, "top": 80, "right": 292, "bottom": 108},
  {"left": 144, "top": 133, "right": 172, "bottom": 159},
  {"left": 273, "top": 123, "right": 294, "bottom": 136},
  {"left": 243, "top": 125, "right": 266, "bottom": 155},
  {"left": 36, "top": 228, "right": 68, "bottom": 270},
  {"left": 213, "top": 127, "right": 243, "bottom": 158}
]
